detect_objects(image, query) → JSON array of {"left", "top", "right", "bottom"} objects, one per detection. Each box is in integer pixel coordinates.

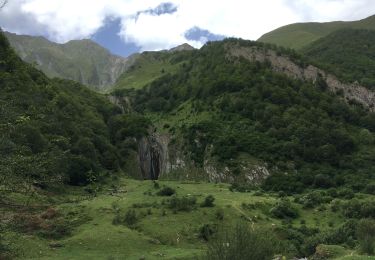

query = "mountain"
[
  {"left": 112, "top": 38, "right": 375, "bottom": 193},
  {"left": 4, "top": 31, "right": 132, "bottom": 91},
  {"left": 2, "top": 30, "right": 375, "bottom": 260},
  {"left": 0, "top": 31, "right": 148, "bottom": 187},
  {"left": 302, "top": 29, "right": 375, "bottom": 90},
  {"left": 113, "top": 45, "right": 194, "bottom": 91},
  {"left": 169, "top": 43, "right": 195, "bottom": 52},
  {"left": 258, "top": 15, "right": 375, "bottom": 50}
]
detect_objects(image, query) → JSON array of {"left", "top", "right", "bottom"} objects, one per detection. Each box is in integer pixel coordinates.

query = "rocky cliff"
[{"left": 227, "top": 43, "right": 375, "bottom": 111}]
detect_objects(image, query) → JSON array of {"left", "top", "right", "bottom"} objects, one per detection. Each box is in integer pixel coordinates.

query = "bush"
[
  {"left": 337, "top": 188, "right": 354, "bottom": 199},
  {"left": 0, "top": 224, "right": 8, "bottom": 258},
  {"left": 206, "top": 222, "right": 281, "bottom": 260},
  {"left": 364, "top": 183, "right": 375, "bottom": 195},
  {"left": 157, "top": 186, "right": 175, "bottom": 196},
  {"left": 113, "top": 209, "right": 139, "bottom": 228},
  {"left": 215, "top": 209, "right": 224, "bottom": 220},
  {"left": 10, "top": 208, "right": 83, "bottom": 239},
  {"left": 153, "top": 181, "right": 160, "bottom": 189},
  {"left": 167, "top": 195, "right": 196, "bottom": 212},
  {"left": 229, "top": 183, "right": 254, "bottom": 192},
  {"left": 314, "top": 244, "right": 347, "bottom": 259},
  {"left": 201, "top": 195, "right": 215, "bottom": 207},
  {"left": 270, "top": 199, "right": 299, "bottom": 219},
  {"left": 342, "top": 199, "right": 375, "bottom": 219},
  {"left": 357, "top": 218, "right": 375, "bottom": 255},
  {"left": 298, "top": 191, "right": 326, "bottom": 209},
  {"left": 200, "top": 224, "right": 218, "bottom": 241}
]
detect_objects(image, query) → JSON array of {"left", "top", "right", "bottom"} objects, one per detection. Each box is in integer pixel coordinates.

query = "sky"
[{"left": 1, "top": 0, "right": 375, "bottom": 57}]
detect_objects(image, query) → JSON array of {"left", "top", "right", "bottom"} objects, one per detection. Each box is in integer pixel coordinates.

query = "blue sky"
[
  {"left": 90, "top": 17, "right": 225, "bottom": 57},
  {"left": 91, "top": 18, "right": 141, "bottom": 57},
  {"left": 1, "top": 0, "right": 375, "bottom": 57}
]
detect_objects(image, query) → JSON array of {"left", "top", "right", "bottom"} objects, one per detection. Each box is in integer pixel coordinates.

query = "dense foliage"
[
  {"left": 0, "top": 31, "right": 149, "bottom": 188},
  {"left": 303, "top": 29, "right": 375, "bottom": 89},
  {"left": 122, "top": 38, "right": 375, "bottom": 193},
  {"left": 206, "top": 222, "right": 281, "bottom": 260}
]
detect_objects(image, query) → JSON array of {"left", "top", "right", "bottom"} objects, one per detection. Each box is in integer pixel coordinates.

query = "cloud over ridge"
[{"left": 1, "top": 0, "right": 375, "bottom": 53}]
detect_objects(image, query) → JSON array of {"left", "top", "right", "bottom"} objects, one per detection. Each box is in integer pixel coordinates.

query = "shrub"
[
  {"left": 364, "top": 183, "right": 375, "bottom": 195},
  {"left": 0, "top": 224, "right": 8, "bottom": 258},
  {"left": 206, "top": 222, "right": 281, "bottom": 260},
  {"left": 167, "top": 195, "right": 196, "bottom": 212},
  {"left": 215, "top": 209, "right": 224, "bottom": 220},
  {"left": 157, "top": 186, "right": 175, "bottom": 196},
  {"left": 199, "top": 224, "right": 218, "bottom": 241},
  {"left": 153, "top": 181, "right": 160, "bottom": 189},
  {"left": 201, "top": 195, "right": 215, "bottom": 207},
  {"left": 229, "top": 183, "right": 254, "bottom": 192},
  {"left": 270, "top": 199, "right": 299, "bottom": 219},
  {"left": 113, "top": 209, "right": 139, "bottom": 228},
  {"left": 357, "top": 218, "right": 375, "bottom": 255},
  {"left": 342, "top": 199, "right": 375, "bottom": 219},
  {"left": 337, "top": 188, "right": 355, "bottom": 199},
  {"left": 299, "top": 191, "right": 326, "bottom": 208},
  {"left": 314, "top": 244, "right": 347, "bottom": 259},
  {"left": 11, "top": 210, "right": 75, "bottom": 239}
]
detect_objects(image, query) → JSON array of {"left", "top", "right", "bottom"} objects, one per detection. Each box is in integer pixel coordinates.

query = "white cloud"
[{"left": 1, "top": 0, "right": 375, "bottom": 51}]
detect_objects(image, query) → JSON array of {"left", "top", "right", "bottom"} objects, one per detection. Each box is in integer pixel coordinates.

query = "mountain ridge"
[
  {"left": 4, "top": 31, "right": 132, "bottom": 91},
  {"left": 258, "top": 14, "right": 375, "bottom": 49}
]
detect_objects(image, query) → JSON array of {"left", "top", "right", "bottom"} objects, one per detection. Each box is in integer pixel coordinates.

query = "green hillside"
[
  {"left": 1, "top": 30, "right": 375, "bottom": 260},
  {"left": 4, "top": 32, "right": 131, "bottom": 91},
  {"left": 258, "top": 15, "right": 375, "bottom": 50},
  {"left": 302, "top": 29, "right": 375, "bottom": 89},
  {"left": 113, "top": 46, "right": 193, "bottom": 91},
  {"left": 121, "top": 38, "right": 375, "bottom": 193},
  {"left": 3, "top": 178, "right": 375, "bottom": 259},
  {"left": 0, "top": 31, "right": 148, "bottom": 190}
]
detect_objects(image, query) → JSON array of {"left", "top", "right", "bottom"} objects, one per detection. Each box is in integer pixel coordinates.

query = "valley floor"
[{"left": 1, "top": 177, "right": 374, "bottom": 260}]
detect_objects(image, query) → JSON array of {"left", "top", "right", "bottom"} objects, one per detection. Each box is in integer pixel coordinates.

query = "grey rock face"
[
  {"left": 227, "top": 44, "right": 375, "bottom": 111},
  {"left": 138, "top": 133, "right": 170, "bottom": 180}
]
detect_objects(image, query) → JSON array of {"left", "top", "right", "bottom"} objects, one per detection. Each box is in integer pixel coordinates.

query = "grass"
[
  {"left": 113, "top": 52, "right": 184, "bottom": 90},
  {"left": 258, "top": 15, "right": 375, "bottom": 50},
  {"left": 1, "top": 178, "right": 375, "bottom": 259}
]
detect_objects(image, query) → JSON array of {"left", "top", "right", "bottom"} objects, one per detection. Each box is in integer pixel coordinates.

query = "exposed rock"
[
  {"left": 138, "top": 133, "right": 169, "bottom": 180},
  {"left": 107, "top": 95, "right": 132, "bottom": 114},
  {"left": 227, "top": 44, "right": 375, "bottom": 111},
  {"left": 204, "top": 158, "right": 270, "bottom": 183}
]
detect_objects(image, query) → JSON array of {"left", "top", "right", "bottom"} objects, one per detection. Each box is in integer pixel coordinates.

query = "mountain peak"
[{"left": 169, "top": 43, "right": 195, "bottom": 52}]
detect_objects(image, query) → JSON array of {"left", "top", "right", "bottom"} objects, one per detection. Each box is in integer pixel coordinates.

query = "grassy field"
[{"left": 1, "top": 177, "right": 374, "bottom": 260}]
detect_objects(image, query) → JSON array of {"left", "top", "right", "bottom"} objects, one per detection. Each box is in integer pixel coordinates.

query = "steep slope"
[
  {"left": 258, "top": 15, "right": 375, "bottom": 50},
  {"left": 302, "top": 29, "right": 375, "bottom": 89},
  {"left": 114, "top": 39, "right": 375, "bottom": 193},
  {"left": 0, "top": 31, "right": 148, "bottom": 189},
  {"left": 113, "top": 44, "right": 194, "bottom": 91},
  {"left": 4, "top": 31, "right": 132, "bottom": 91}
]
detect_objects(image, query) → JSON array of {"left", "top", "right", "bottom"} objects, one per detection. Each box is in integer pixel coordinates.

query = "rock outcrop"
[
  {"left": 138, "top": 133, "right": 169, "bottom": 180},
  {"left": 227, "top": 44, "right": 375, "bottom": 111}
]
